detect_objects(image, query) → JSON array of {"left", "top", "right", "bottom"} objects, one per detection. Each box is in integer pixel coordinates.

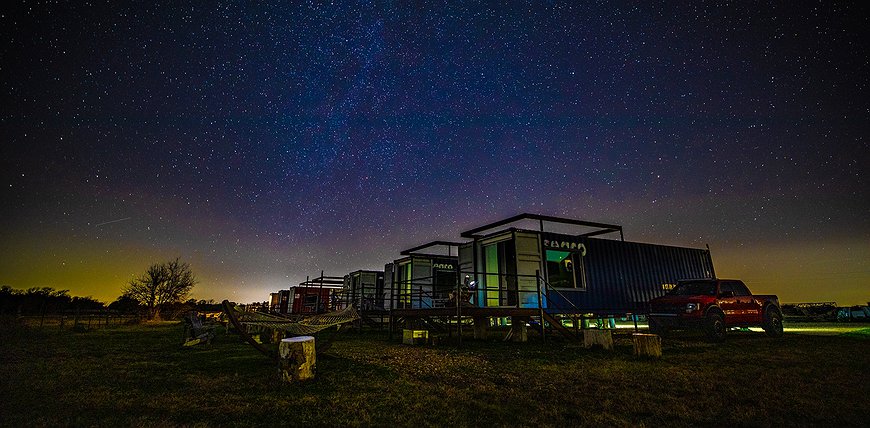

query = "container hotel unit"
[
  {"left": 384, "top": 241, "right": 462, "bottom": 310},
  {"left": 267, "top": 213, "right": 717, "bottom": 338},
  {"left": 342, "top": 270, "right": 385, "bottom": 310},
  {"left": 457, "top": 214, "right": 715, "bottom": 316}
]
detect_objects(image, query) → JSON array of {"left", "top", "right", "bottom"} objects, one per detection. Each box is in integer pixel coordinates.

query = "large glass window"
[
  {"left": 483, "top": 240, "right": 517, "bottom": 306},
  {"left": 546, "top": 250, "right": 576, "bottom": 288},
  {"left": 351, "top": 274, "right": 361, "bottom": 304},
  {"left": 545, "top": 250, "right": 586, "bottom": 290},
  {"left": 484, "top": 245, "right": 500, "bottom": 306},
  {"left": 397, "top": 262, "right": 412, "bottom": 307}
]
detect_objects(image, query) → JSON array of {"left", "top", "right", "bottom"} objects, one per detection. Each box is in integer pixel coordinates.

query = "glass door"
[
  {"left": 483, "top": 239, "right": 517, "bottom": 306},
  {"left": 397, "top": 262, "right": 412, "bottom": 308}
]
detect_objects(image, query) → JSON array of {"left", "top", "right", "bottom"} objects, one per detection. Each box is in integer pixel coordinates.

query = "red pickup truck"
[{"left": 648, "top": 279, "right": 784, "bottom": 341}]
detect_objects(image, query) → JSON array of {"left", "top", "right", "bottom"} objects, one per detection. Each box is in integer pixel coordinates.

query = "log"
[
  {"left": 632, "top": 333, "right": 662, "bottom": 358},
  {"left": 583, "top": 329, "right": 613, "bottom": 350},
  {"left": 279, "top": 336, "right": 316, "bottom": 382}
]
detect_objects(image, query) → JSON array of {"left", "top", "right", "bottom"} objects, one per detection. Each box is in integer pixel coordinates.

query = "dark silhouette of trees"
[
  {"left": 122, "top": 258, "right": 197, "bottom": 320},
  {"left": 108, "top": 295, "right": 142, "bottom": 313},
  {"left": 0, "top": 286, "right": 105, "bottom": 315}
]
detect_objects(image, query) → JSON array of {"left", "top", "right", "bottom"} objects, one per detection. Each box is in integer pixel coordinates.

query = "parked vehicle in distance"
[
  {"left": 780, "top": 302, "right": 838, "bottom": 322},
  {"left": 648, "top": 279, "right": 783, "bottom": 341},
  {"left": 836, "top": 305, "right": 870, "bottom": 322}
]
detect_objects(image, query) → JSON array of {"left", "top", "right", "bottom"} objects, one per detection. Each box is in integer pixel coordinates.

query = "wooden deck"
[{"left": 391, "top": 307, "right": 541, "bottom": 318}]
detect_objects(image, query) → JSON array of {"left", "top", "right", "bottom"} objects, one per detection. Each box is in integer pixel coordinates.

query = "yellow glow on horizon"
[
  {"left": 2, "top": 228, "right": 867, "bottom": 306},
  {"left": 712, "top": 237, "right": 869, "bottom": 306}
]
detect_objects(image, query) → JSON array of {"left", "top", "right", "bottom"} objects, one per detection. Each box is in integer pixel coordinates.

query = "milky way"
[{"left": 1, "top": 2, "right": 867, "bottom": 304}]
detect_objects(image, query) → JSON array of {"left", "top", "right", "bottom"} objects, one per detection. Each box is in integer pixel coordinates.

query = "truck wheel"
[
  {"left": 704, "top": 312, "right": 726, "bottom": 342},
  {"left": 763, "top": 307, "right": 784, "bottom": 337},
  {"left": 649, "top": 317, "right": 669, "bottom": 337}
]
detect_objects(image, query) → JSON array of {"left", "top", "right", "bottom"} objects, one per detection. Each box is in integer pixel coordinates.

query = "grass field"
[{"left": 1, "top": 321, "right": 868, "bottom": 427}]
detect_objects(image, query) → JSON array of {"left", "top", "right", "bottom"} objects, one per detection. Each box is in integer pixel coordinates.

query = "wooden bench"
[{"left": 182, "top": 312, "right": 218, "bottom": 346}]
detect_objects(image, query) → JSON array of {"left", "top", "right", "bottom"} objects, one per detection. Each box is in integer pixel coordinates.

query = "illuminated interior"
[
  {"left": 546, "top": 250, "right": 576, "bottom": 289},
  {"left": 482, "top": 240, "right": 517, "bottom": 306},
  {"left": 398, "top": 262, "right": 412, "bottom": 307}
]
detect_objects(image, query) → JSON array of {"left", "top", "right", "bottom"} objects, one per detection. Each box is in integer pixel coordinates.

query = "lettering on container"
[{"left": 542, "top": 239, "right": 587, "bottom": 256}]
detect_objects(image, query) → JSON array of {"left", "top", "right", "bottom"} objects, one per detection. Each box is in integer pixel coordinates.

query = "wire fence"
[{"left": 14, "top": 310, "right": 141, "bottom": 330}]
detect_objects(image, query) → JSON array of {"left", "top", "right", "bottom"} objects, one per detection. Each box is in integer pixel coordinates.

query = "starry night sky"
[{"left": 2, "top": 1, "right": 868, "bottom": 305}]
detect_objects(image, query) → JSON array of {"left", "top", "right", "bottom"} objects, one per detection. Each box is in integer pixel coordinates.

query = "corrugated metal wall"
[{"left": 548, "top": 237, "right": 714, "bottom": 314}]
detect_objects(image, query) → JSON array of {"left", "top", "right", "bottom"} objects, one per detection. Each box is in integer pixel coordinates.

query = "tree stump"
[
  {"left": 510, "top": 316, "right": 528, "bottom": 342},
  {"left": 632, "top": 333, "right": 662, "bottom": 358},
  {"left": 583, "top": 329, "right": 613, "bottom": 350},
  {"left": 279, "top": 336, "right": 316, "bottom": 382}
]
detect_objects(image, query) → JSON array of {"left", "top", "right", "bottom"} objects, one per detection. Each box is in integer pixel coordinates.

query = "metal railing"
[
  {"left": 332, "top": 270, "right": 636, "bottom": 334},
  {"left": 333, "top": 270, "right": 584, "bottom": 313}
]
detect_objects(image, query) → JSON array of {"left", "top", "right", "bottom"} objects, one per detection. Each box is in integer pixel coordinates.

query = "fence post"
[{"left": 39, "top": 303, "right": 46, "bottom": 329}]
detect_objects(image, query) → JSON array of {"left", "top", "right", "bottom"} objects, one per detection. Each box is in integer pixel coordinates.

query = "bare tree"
[{"left": 123, "top": 258, "right": 197, "bottom": 320}]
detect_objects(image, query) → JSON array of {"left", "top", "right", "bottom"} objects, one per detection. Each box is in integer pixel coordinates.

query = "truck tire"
[
  {"left": 648, "top": 317, "right": 669, "bottom": 337},
  {"left": 763, "top": 307, "right": 784, "bottom": 337},
  {"left": 704, "top": 312, "right": 726, "bottom": 342}
]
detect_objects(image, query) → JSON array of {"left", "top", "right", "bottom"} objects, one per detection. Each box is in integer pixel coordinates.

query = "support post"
[
  {"left": 457, "top": 274, "right": 463, "bottom": 345},
  {"left": 388, "top": 313, "right": 394, "bottom": 341},
  {"left": 536, "top": 270, "right": 545, "bottom": 341},
  {"left": 317, "top": 270, "right": 324, "bottom": 313},
  {"left": 473, "top": 316, "right": 488, "bottom": 339}
]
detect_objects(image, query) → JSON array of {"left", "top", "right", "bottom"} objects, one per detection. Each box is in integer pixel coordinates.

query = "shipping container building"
[
  {"left": 270, "top": 291, "right": 290, "bottom": 314},
  {"left": 458, "top": 214, "right": 715, "bottom": 316},
  {"left": 286, "top": 275, "right": 344, "bottom": 315},
  {"left": 343, "top": 270, "right": 386, "bottom": 310},
  {"left": 384, "top": 241, "right": 462, "bottom": 309}
]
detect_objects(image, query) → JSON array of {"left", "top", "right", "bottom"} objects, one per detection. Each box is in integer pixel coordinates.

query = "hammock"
[
  {"left": 221, "top": 300, "right": 359, "bottom": 359},
  {"left": 233, "top": 305, "right": 360, "bottom": 336}
]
